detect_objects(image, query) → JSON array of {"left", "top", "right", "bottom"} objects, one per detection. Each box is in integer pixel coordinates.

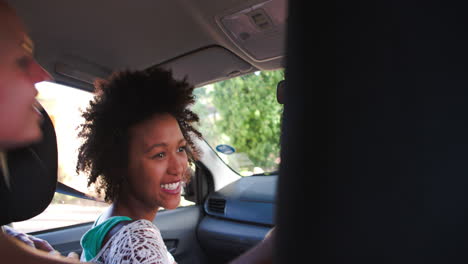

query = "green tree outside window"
[{"left": 193, "top": 70, "right": 284, "bottom": 175}]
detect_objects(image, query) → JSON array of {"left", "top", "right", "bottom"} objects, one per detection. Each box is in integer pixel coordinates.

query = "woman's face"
[
  {"left": 126, "top": 113, "right": 188, "bottom": 210},
  {"left": 0, "top": 10, "right": 51, "bottom": 149}
]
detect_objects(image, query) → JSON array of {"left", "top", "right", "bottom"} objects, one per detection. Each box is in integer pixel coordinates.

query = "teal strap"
[{"left": 81, "top": 216, "right": 132, "bottom": 261}]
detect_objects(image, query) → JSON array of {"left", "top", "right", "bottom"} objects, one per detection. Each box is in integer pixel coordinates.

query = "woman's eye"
[
  {"left": 17, "top": 56, "right": 32, "bottom": 70},
  {"left": 153, "top": 153, "right": 165, "bottom": 159},
  {"left": 177, "top": 146, "right": 187, "bottom": 152}
]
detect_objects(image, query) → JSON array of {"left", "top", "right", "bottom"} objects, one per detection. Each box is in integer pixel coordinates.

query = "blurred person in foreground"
[{"left": 0, "top": 1, "right": 82, "bottom": 263}]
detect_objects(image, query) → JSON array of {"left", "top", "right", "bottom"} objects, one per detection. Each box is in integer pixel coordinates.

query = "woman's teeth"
[{"left": 161, "top": 182, "right": 180, "bottom": 190}]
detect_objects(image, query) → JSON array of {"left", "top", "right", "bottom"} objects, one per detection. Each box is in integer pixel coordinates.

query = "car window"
[
  {"left": 192, "top": 70, "right": 284, "bottom": 176},
  {"left": 11, "top": 82, "right": 193, "bottom": 234}
]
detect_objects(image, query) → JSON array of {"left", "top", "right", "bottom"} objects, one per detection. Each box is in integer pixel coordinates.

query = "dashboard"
[{"left": 198, "top": 175, "right": 277, "bottom": 262}]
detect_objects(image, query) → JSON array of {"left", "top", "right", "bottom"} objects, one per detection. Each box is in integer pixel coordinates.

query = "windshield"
[{"left": 192, "top": 70, "right": 284, "bottom": 176}]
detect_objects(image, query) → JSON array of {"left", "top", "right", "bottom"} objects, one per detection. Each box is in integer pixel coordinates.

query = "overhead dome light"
[{"left": 216, "top": 0, "right": 287, "bottom": 62}]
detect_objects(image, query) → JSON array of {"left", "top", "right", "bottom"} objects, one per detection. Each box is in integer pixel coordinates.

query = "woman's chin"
[
  {"left": 163, "top": 198, "right": 181, "bottom": 210},
  {"left": 0, "top": 131, "right": 42, "bottom": 149},
  {"left": 19, "top": 130, "right": 43, "bottom": 145},
  {"left": 19, "top": 121, "right": 43, "bottom": 144}
]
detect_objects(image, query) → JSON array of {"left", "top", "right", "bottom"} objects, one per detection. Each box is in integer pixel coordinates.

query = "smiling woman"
[
  {"left": 76, "top": 68, "right": 202, "bottom": 264},
  {"left": 17, "top": 75, "right": 201, "bottom": 233},
  {"left": 126, "top": 113, "right": 189, "bottom": 211},
  {"left": 12, "top": 79, "right": 196, "bottom": 234}
]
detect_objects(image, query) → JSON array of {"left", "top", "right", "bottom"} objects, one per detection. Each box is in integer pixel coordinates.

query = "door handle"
[{"left": 164, "top": 239, "right": 178, "bottom": 254}]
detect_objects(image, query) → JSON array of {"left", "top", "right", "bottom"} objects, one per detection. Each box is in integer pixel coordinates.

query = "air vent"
[{"left": 208, "top": 198, "right": 226, "bottom": 214}]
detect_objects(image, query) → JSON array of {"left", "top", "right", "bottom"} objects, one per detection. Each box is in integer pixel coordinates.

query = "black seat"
[{"left": 0, "top": 107, "right": 58, "bottom": 226}]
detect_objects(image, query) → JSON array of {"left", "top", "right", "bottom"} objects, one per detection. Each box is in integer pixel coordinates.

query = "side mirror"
[{"left": 277, "top": 80, "right": 285, "bottom": 104}]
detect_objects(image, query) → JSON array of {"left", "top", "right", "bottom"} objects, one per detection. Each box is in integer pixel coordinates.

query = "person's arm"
[
  {"left": 0, "top": 232, "right": 84, "bottom": 264},
  {"left": 229, "top": 227, "right": 275, "bottom": 264},
  {"left": 3, "top": 225, "right": 55, "bottom": 252}
]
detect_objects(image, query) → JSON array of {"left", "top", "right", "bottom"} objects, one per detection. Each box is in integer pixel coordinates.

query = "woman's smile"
[{"left": 160, "top": 180, "right": 182, "bottom": 194}]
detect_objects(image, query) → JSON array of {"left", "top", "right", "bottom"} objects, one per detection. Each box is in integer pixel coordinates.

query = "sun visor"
[
  {"left": 156, "top": 46, "right": 253, "bottom": 87},
  {"left": 53, "top": 55, "right": 112, "bottom": 92}
]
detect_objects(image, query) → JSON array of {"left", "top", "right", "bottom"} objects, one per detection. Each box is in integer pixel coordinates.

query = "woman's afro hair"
[{"left": 76, "top": 67, "right": 202, "bottom": 202}]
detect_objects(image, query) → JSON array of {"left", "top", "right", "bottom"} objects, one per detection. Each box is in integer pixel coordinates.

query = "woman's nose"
[
  {"left": 168, "top": 154, "right": 187, "bottom": 176},
  {"left": 30, "top": 60, "right": 52, "bottom": 84}
]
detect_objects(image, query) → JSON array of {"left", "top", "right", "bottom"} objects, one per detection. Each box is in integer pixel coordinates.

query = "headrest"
[{"left": 0, "top": 107, "right": 58, "bottom": 225}]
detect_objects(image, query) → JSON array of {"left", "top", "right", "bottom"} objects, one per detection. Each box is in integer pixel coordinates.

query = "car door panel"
[
  {"left": 33, "top": 223, "right": 92, "bottom": 257},
  {"left": 32, "top": 205, "right": 205, "bottom": 264},
  {"left": 155, "top": 206, "right": 207, "bottom": 264}
]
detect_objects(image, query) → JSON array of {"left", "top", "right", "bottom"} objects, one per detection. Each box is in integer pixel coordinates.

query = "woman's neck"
[{"left": 109, "top": 195, "right": 159, "bottom": 222}]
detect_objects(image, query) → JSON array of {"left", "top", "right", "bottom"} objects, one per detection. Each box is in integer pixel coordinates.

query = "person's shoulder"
[
  {"left": 101, "top": 219, "right": 170, "bottom": 262},
  {"left": 96, "top": 216, "right": 134, "bottom": 252},
  {"left": 125, "top": 219, "right": 160, "bottom": 234}
]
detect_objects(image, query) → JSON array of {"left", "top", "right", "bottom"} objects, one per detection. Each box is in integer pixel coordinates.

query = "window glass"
[
  {"left": 11, "top": 82, "right": 106, "bottom": 233},
  {"left": 192, "top": 70, "right": 284, "bottom": 176},
  {"left": 12, "top": 82, "right": 193, "bottom": 233}
]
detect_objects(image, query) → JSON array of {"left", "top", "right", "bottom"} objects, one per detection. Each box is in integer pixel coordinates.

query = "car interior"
[
  {"left": 5, "top": 0, "right": 296, "bottom": 263},
  {"left": 9, "top": 1, "right": 468, "bottom": 263}
]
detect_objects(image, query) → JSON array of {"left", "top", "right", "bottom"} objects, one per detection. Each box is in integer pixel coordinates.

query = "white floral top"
[{"left": 88, "top": 219, "right": 175, "bottom": 264}]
